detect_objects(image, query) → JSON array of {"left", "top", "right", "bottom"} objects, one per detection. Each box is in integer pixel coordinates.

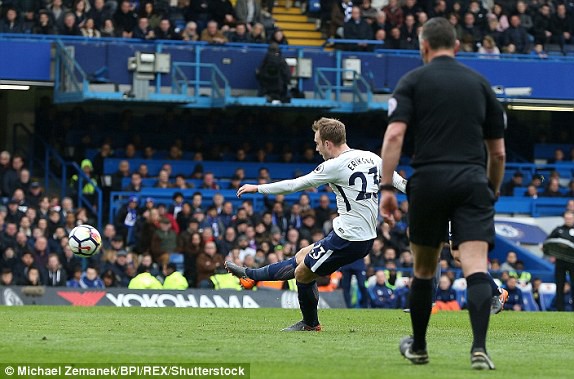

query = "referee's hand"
[{"left": 380, "top": 189, "right": 398, "bottom": 227}]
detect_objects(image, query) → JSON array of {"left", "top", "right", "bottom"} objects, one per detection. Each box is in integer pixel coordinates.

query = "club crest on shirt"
[
  {"left": 388, "top": 97, "right": 397, "bottom": 117},
  {"left": 314, "top": 164, "right": 324, "bottom": 173}
]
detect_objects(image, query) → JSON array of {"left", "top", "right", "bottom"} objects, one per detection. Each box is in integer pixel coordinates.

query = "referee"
[{"left": 380, "top": 17, "right": 506, "bottom": 370}]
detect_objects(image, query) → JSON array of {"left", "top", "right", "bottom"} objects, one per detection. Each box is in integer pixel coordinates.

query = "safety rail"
[
  {"left": 171, "top": 62, "right": 230, "bottom": 106},
  {"left": 314, "top": 67, "right": 373, "bottom": 112},
  {"left": 10, "top": 123, "right": 103, "bottom": 230},
  {"left": 54, "top": 40, "right": 89, "bottom": 100}
]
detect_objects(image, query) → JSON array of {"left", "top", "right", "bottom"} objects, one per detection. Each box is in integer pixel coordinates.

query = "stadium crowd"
[
  {"left": 0, "top": 0, "right": 573, "bottom": 54},
  {"left": 1, "top": 115, "right": 573, "bottom": 310}
]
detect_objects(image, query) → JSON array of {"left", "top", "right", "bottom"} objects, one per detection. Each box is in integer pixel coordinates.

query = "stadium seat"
[
  {"left": 452, "top": 278, "right": 467, "bottom": 308},
  {"left": 169, "top": 253, "right": 185, "bottom": 273},
  {"left": 538, "top": 283, "right": 557, "bottom": 311},
  {"left": 520, "top": 288, "right": 539, "bottom": 311}
]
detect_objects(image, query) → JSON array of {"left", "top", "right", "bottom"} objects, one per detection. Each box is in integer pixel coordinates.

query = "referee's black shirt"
[{"left": 388, "top": 56, "right": 506, "bottom": 169}]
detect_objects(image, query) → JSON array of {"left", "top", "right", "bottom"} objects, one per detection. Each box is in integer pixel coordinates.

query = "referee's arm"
[
  {"left": 485, "top": 138, "right": 506, "bottom": 199},
  {"left": 381, "top": 121, "right": 407, "bottom": 188}
]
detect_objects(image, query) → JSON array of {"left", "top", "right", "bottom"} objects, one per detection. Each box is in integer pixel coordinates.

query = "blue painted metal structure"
[{"left": 2, "top": 34, "right": 574, "bottom": 111}]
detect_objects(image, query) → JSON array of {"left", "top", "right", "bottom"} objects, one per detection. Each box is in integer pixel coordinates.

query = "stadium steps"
[{"left": 273, "top": 3, "right": 324, "bottom": 47}]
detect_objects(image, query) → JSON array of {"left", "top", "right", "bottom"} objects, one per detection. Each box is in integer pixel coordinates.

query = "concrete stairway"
[{"left": 272, "top": 3, "right": 324, "bottom": 46}]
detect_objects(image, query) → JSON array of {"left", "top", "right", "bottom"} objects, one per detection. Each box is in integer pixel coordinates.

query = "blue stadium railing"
[
  {"left": 12, "top": 123, "right": 103, "bottom": 231},
  {"left": 3, "top": 33, "right": 574, "bottom": 108}
]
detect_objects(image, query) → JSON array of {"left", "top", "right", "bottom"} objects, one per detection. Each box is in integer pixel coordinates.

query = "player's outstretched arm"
[{"left": 237, "top": 184, "right": 259, "bottom": 198}]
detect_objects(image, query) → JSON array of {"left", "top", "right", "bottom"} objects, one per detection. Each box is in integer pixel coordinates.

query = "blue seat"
[{"left": 169, "top": 253, "right": 184, "bottom": 273}]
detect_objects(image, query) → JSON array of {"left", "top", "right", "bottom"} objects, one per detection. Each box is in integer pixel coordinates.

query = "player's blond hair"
[{"left": 312, "top": 118, "right": 346, "bottom": 146}]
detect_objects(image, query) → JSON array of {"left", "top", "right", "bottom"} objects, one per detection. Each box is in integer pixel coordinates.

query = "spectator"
[
  {"left": 484, "top": 16, "right": 504, "bottom": 49},
  {"left": 542, "top": 177, "right": 563, "bottom": 197},
  {"left": 460, "top": 12, "right": 482, "bottom": 51},
  {"left": 478, "top": 35, "right": 501, "bottom": 56},
  {"left": 490, "top": 3, "right": 509, "bottom": 32},
  {"left": 48, "top": 0, "right": 69, "bottom": 33},
  {"left": 383, "top": 0, "right": 404, "bottom": 28},
  {"left": 399, "top": 13, "right": 418, "bottom": 50},
  {"left": 153, "top": 169, "right": 171, "bottom": 188},
  {"left": 360, "top": 0, "right": 378, "bottom": 21},
  {"left": 187, "top": 0, "right": 211, "bottom": 33},
  {"left": 2, "top": 154, "right": 25, "bottom": 198},
  {"left": 61, "top": 244, "right": 81, "bottom": 279},
  {"left": 235, "top": 0, "right": 262, "bottom": 26},
  {"left": 87, "top": 0, "right": 109, "bottom": 30},
  {"left": 45, "top": 253, "right": 68, "bottom": 287},
  {"left": 34, "top": 10, "right": 57, "bottom": 34},
  {"left": 150, "top": 217, "right": 177, "bottom": 266},
  {"left": 533, "top": 4, "right": 553, "bottom": 46},
  {"left": 100, "top": 18, "right": 117, "bottom": 37},
  {"left": 128, "top": 265, "right": 163, "bottom": 289},
  {"left": 343, "top": 6, "right": 373, "bottom": 51},
  {"left": 125, "top": 172, "right": 143, "bottom": 192},
  {"left": 229, "top": 23, "right": 250, "bottom": 42},
  {"left": 61, "top": 12, "right": 82, "bottom": 35},
  {"left": 113, "top": 0, "right": 138, "bottom": 36},
  {"left": 25, "top": 267, "right": 43, "bottom": 286},
  {"left": 101, "top": 269, "right": 119, "bottom": 287},
  {"left": 501, "top": 171, "right": 523, "bottom": 196},
  {"left": 503, "top": 276, "right": 523, "bottom": 311},
  {"left": 0, "top": 267, "right": 15, "bottom": 286},
  {"left": 248, "top": 22, "right": 266, "bottom": 43},
  {"left": 504, "top": 15, "right": 530, "bottom": 54},
  {"left": 209, "top": 0, "right": 236, "bottom": 32},
  {"left": 0, "top": 8, "right": 23, "bottom": 33},
  {"left": 543, "top": 211, "right": 574, "bottom": 311},
  {"left": 115, "top": 195, "right": 140, "bottom": 245},
  {"left": 401, "top": 0, "right": 422, "bottom": 18},
  {"left": 196, "top": 240, "right": 224, "bottom": 287},
  {"left": 515, "top": 1, "right": 533, "bottom": 32},
  {"left": 163, "top": 262, "right": 189, "bottom": 289},
  {"left": 201, "top": 20, "right": 228, "bottom": 43},
  {"left": 269, "top": 28, "right": 289, "bottom": 45},
  {"left": 500, "top": 251, "right": 518, "bottom": 271},
  {"left": 548, "top": 148, "right": 565, "bottom": 164},
  {"left": 72, "top": 0, "right": 88, "bottom": 27},
  {"left": 434, "top": 275, "right": 461, "bottom": 311},
  {"left": 256, "top": 42, "right": 291, "bottom": 103},
  {"left": 369, "top": 270, "right": 398, "bottom": 308},
  {"left": 155, "top": 18, "right": 180, "bottom": 40},
  {"left": 137, "top": 253, "right": 162, "bottom": 278},
  {"left": 385, "top": 27, "right": 402, "bottom": 50},
  {"left": 372, "top": 10, "right": 391, "bottom": 37},
  {"left": 181, "top": 21, "right": 199, "bottom": 41},
  {"left": 139, "top": 1, "right": 161, "bottom": 30},
  {"left": 133, "top": 16, "right": 155, "bottom": 39}
]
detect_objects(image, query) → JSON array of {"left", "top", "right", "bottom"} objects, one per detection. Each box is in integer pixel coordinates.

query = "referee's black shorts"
[{"left": 407, "top": 164, "right": 496, "bottom": 251}]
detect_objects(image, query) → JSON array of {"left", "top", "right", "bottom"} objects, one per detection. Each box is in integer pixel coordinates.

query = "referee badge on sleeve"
[{"left": 388, "top": 97, "right": 397, "bottom": 117}]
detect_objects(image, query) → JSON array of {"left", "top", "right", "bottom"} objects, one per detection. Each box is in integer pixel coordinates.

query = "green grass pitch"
[{"left": 0, "top": 306, "right": 572, "bottom": 379}]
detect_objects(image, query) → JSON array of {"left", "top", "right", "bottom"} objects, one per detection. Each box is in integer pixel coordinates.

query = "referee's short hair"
[{"left": 420, "top": 17, "right": 456, "bottom": 50}]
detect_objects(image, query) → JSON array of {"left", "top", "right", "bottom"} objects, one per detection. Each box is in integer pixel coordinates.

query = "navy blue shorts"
[{"left": 303, "top": 231, "right": 374, "bottom": 277}]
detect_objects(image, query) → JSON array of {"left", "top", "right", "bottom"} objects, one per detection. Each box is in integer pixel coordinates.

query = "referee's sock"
[
  {"left": 466, "top": 272, "right": 492, "bottom": 352},
  {"left": 246, "top": 257, "right": 297, "bottom": 281},
  {"left": 409, "top": 277, "right": 433, "bottom": 352},
  {"left": 297, "top": 281, "right": 320, "bottom": 327}
]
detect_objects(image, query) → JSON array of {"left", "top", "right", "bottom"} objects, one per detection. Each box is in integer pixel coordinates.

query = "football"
[{"left": 68, "top": 224, "right": 102, "bottom": 257}]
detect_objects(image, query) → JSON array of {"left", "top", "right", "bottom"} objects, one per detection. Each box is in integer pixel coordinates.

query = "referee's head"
[{"left": 419, "top": 17, "right": 459, "bottom": 64}]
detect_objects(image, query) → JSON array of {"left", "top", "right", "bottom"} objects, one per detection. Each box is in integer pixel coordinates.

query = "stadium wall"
[{"left": 0, "top": 286, "right": 347, "bottom": 309}]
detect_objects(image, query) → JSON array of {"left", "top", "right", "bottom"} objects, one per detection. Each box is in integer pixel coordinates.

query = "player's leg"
[
  {"left": 281, "top": 254, "right": 321, "bottom": 331},
  {"left": 399, "top": 242, "right": 441, "bottom": 364},
  {"left": 451, "top": 246, "right": 507, "bottom": 314},
  {"left": 339, "top": 267, "right": 354, "bottom": 308},
  {"left": 555, "top": 260, "right": 566, "bottom": 311},
  {"left": 283, "top": 232, "right": 373, "bottom": 331},
  {"left": 458, "top": 241, "right": 495, "bottom": 369},
  {"left": 225, "top": 243, "right": 313, "bottom": 283},
  {"left": 399, "top": 168, "right": 447, "bottom": 365},
  {"left": 355, "top": 267, "right": 370, "bottom": 309}
]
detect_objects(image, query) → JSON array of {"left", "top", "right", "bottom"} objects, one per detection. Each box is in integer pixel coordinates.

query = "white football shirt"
[{"left": 258, "top": 149, "right": 406, "bottom": 241}]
